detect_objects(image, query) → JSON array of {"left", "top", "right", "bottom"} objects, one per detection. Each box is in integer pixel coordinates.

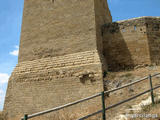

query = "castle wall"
[
  {"left": 102, "top": 17, "right": 150, "bottom": 71},
  {"left": 145, "top": 17, "right": 160, "bottom": 65},
  {"left": 94, "top": 0, "right": 112, "bottom": 53},
  {"left": 4, "top": 50, "right": 103, "bottom": 119},
  {"left": 18, "top": 0, "right": 111, "bottom": 63},
  {"left": 4, "top": 0, "right": 112, "bottom": 119},
  {"left": 18, "top": 0, "right": 97, "bottom": 62},
  {"left": 94, "top": 0, "right": 112, "bottom": 70}
]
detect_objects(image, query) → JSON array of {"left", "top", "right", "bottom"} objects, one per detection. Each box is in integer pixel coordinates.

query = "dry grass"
[
  {"left": 105, "top": 66, "right": 160, "bottom": 119},
  {"left": 128, "top": 103, "right": 160, "bottom": 120},
  {"left": 127, "top": 95, "right": 160, "bottom": 120}
]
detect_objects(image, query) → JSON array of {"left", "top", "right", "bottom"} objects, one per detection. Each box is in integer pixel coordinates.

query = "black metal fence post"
[
  {"left": 24, "top": 114, "right": 28, "bottom": 120},
  {"left": 149, "top": 74, "right": 155, "bottom": 104},
  {"left": 101, "top": 91, "right": 106, "bottom": 120}
]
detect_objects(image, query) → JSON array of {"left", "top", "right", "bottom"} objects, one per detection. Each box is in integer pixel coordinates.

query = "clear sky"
[{"left": 0, "top": 0, "right": 160, "bottom": 110}]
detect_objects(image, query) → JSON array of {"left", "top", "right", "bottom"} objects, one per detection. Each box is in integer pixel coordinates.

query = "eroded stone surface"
[
  {"left": 102, "top": 17, "right": 160, "bottom": 71},
  {"left": 4, "top": 0, "right": 112, "bottom": 119}
]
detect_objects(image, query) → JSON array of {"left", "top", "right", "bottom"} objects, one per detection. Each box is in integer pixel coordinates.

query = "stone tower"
[{"left": 4, "top": 0, "right": 112, "bottom": 119}]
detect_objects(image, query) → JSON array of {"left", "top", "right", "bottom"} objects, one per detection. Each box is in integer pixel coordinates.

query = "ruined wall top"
[
  {"left": 116, "top": 16, "right": 160, "bottom": 23},
  {"left": 102, "top": 16, "right": 160, "bottom": 32}
]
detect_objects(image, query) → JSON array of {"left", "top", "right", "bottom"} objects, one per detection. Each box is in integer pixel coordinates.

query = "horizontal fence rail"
[
  {"left": 79, "top": 85, "right": 160, "bottom": 120},
  {"left": 104, "top": 72, "right": 160, "bottom": 94},
  {"left": 21, "top": 73, "right": 160, "bottom": 120},
  {"left": 22, "top": 93, "right": 102, "bottom": 119},
  {"left": 21, "top": 93, "right": 102, "bottom": 120}
]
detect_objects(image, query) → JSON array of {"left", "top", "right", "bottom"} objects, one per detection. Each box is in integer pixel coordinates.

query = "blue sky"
[
  {"left": 108, "top": 0, "right": 160, "bottom": 21},
  {"left": 0, "top": 0, "right": 24, "bottom": 110},
  {"left": 0, "top": 0, "right": 160, "bottom": 110}
]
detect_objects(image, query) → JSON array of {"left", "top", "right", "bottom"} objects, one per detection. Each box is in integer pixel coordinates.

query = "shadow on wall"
[
  {"left": 146, "top": 19, "right": 160, "bottom": 65},
  {"left": 102, "top": 23, "right": 134, "bottom": 72}
]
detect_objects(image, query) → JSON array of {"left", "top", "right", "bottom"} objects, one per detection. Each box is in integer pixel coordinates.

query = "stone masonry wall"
[
  {"left": 18, "top": 0, "right": 112, "bottom": 63},
  {"left": 145, "top": 17, "right": 160, "bottom": 65},
  {"left": 4, "top": 50, "right": 103, "bottom": 119},
  {"left": 94, "top": 0, "right": 112, "bottom": 53},
  {"left": 94, "top": 0, "right": 112, "bottom": 71},
  {"left": 4, "top": 0, "right": 112, "bottom": 119},
  {"left": 18, "top": 0, "right": 97, "bottom": 62},
  {"left": 102, "top": 17, "right": 151, "bottom": 71}
]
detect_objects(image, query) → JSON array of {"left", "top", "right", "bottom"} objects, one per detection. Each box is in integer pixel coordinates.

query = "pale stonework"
[
  {"left": 4, "top": 0, "right": 160, "bottom": 119},
  {"left": 4, "top": 0, "right": 112, "bottom": 119}
]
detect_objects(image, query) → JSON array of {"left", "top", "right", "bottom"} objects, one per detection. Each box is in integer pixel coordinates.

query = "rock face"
[{"left": 4, "top": 0, "right": 112, "bottom": 119}]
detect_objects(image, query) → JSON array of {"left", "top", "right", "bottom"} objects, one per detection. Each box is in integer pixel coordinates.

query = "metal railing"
[{"left": 21, "top": 73, "right": 160, "bottom": 120}]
